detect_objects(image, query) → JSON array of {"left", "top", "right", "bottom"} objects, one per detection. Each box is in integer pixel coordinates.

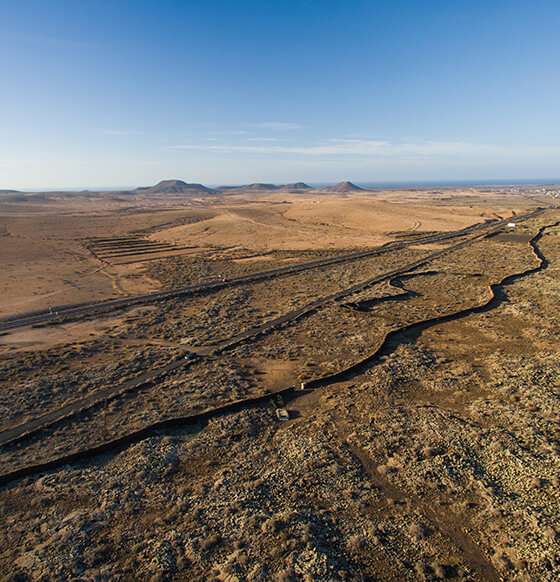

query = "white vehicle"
[{"left": 276, "top": 408, "right": 290, "bottom": 421}]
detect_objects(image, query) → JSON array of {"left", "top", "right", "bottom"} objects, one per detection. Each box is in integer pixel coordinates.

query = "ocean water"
[{"left": 307, "top": 179, "right": 560, "bottom": 189}]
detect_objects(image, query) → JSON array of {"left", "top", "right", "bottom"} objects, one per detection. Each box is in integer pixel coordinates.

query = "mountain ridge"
[
  {"left": 0, "top": 179, "right": 373, "bottom": 198},
  {"left": 133, "top": 180, "right": 216, "bottom": 195}
]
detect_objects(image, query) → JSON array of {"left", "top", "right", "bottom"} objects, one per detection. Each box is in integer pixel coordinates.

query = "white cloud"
[
  {"left": 168, "top": 138, "right": 560, "bottom": 161},
  {"left": 250, "top": 122, "right": 304, "bottom": 131},
  {"left": 247, "top": 137, "right": 279, "bottom": 142},
  {"left": 101, "top": 129, "right": 144, "bottom": 136},
  {"left": 205, "top": 130, "right": 249, "bottom": 136}
]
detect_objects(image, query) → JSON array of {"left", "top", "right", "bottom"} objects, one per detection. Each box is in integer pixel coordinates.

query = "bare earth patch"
[{"left": 0, "top": 187, "right": 558, "bottom": 580}]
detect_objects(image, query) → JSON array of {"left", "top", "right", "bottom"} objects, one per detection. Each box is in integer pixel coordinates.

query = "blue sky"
[{"left": 1, "top": 0, "right": 560, "bottom": 188}]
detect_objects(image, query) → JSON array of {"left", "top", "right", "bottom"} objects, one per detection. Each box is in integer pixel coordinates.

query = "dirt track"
[
  {"left": 0, "top": 218, "right": 553, "bottom": 489},
  {"left": 1, "top": 191, "right": 558, "bottom": 582}
]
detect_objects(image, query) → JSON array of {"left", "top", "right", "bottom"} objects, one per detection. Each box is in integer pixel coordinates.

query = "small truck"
[{"left": 276, "top": 408, "right": 290, "bottom": 421}]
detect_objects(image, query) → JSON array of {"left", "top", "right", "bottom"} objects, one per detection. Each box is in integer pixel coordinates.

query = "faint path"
[
  {"left": 0, "top": 215, "right": 556, "bottom": 488},
  {"left": 98, "top": 265, "right": 126, "bottom": 295},
  {"left": 331, "top": 415, "right": 500, "bottom": 582},
  {"left": 89, "top": 252, "right": 127, "bottom": 296},
  {"left": 0, "top": 212, "right": 534, "bottom": 332}
]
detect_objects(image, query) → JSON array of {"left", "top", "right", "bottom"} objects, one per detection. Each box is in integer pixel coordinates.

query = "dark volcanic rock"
[
  {"left": 134, "top": 180, "right": 216, "bottom": 195},
  {"left": 216, "top": 183, "right": 281, "bottom": 194},
  {"left": 323, "top": 181, "right": 364, "bottom": 193},
  {"left": 285, "top": 182, "right": 311, "bottom": 191},
  {"left": 242, "top": 183, "right": 280, "bottom": 191}
]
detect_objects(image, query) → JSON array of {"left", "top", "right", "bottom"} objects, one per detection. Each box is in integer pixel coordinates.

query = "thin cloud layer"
[
  {"left": 249, "top": 122, "right": 304, "bottom": 131},
  {"left": 169, "top": 138, "right": 560, "bottom": 160},
  {"left": 101, "top": 129, "right": 144, "bottom": 136}
]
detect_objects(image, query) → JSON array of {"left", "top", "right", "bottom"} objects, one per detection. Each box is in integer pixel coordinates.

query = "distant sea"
[
  {"left": 308, "top": 179, "right": 560, "bottom": 189},
  {"left": 16, "top": 178, "right": 560, "bottom": 192}
]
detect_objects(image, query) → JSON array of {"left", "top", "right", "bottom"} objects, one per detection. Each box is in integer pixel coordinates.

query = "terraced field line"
[
  {"left": 0, "top": 220, "right": 555, "bottom": 487},
  {"left": 0, "top": 222, "right": 523, "bottom": 449},
  {"left": 0, "top": 212, "right": 539, "bottom": 332}
]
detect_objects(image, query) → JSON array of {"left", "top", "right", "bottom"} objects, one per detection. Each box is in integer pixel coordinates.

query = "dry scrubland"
[
  {"left": 0, "top": 186, "right": 529, "bottom": 318},
  {"left": 0, "top": 185, "right": 559, "bottom": 581}
]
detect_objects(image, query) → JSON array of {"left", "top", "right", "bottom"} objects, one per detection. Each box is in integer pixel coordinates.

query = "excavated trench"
[
  {"left": 0, "top": 231, "right": 492, "bottom": 449},
  {"left": 304, "top": 222, "right": 555, "bottom": 389},
  {"left": 342, "top": 271, "right": 437, "bottom": 312},
  {"left": 0, "top": 220, "right": 556, "bottom": 488}
]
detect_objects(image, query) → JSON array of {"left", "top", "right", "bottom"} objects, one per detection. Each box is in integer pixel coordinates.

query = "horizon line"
[{"left": 4, "top": 177, "right": 560, "bottom": 193}]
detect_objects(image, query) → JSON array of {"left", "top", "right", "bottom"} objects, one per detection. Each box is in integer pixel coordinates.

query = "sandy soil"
[
  {"left": 0, "top": 188, "right": 531, "bottom": 319},
  {"left": 1, "top": 186, "right": 557, "bottom": 581},
  {"left": 148, "top": 196, "right": 511, "bottom": 252}
]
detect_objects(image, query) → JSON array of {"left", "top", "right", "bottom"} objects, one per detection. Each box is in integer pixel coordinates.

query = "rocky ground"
[
  {"left": 128, "top": 246, "right": 427, "bottom": 345},
  {"left": 0, "top": 342, "right": 177, "bottom": 429},
  {"left": 0, "top": 212, "right": 558, "bottom": 580},
  {"left": 144, "top": 248, "right": 365, "bottom": 290}
]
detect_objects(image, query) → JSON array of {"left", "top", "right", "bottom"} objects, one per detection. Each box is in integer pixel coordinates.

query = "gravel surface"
[{"left": 1, "top": 213, "right": 559, "bottom": 581}]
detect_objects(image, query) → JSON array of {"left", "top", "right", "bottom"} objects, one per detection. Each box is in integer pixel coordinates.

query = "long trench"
[{"left": 0, "top": 220, "right": 556, "bottom": 488}]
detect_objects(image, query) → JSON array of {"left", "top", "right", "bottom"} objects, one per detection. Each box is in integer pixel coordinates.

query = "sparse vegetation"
[{"left": 0, "top": 191, "right": 558, "bottom": 580}]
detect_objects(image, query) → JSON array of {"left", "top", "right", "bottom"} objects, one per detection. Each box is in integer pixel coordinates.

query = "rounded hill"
[
  {"left": 135, "top": 180, "right": 215, "bottom": 195},
  {"left": 323, "top": 181, "right": 364, "bottom": 193}
]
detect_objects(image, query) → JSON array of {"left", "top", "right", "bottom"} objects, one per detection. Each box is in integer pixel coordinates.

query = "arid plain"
[{"left": 0, "top": 181, "right": 559, "bottom": 581}]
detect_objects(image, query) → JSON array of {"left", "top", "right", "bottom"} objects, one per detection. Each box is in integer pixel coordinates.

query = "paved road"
[
  {"left": 0, "top": 216, "right": 523, "bottom": 332},
  {"left": 0, "top": 209, "right": 543, "bottom": 447},
  {"left": 1, "top": 216, "right": 553, "bottom": 489}
]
